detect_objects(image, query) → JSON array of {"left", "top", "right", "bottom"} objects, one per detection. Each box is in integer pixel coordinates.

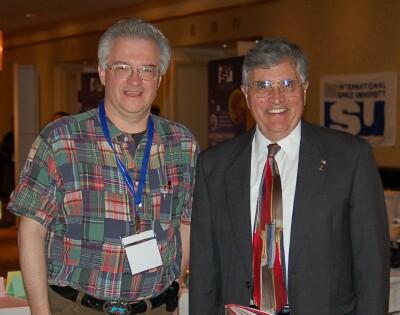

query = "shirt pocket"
[{"left": 159, "top": 186, "right": 185, "bottom": 230}]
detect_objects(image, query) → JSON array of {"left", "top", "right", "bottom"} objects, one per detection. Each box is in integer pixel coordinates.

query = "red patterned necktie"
[{"left": 253, "top": 143, "right": 287, "bottom": 312}]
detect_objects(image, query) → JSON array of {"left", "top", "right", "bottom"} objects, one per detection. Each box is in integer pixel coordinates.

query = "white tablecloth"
[
  {"left": 0, "top": 295, "right": 30, "bottom": 315},
  {"left": 179, "top": 288, "right": 189, "bottom": 315},
  {"left": 385, "top": 190, "right": 400, "bottom": 226},
  {"left": 390, "top": 269, "right": 400, "bottom": 314}
]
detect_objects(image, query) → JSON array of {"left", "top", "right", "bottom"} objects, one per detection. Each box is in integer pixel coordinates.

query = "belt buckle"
[
  {"left": 102, "top": 298, "right": 131, "bottom": 315},
  {"left": 277, "top": 305, "right": 290, "bottom": 315}
]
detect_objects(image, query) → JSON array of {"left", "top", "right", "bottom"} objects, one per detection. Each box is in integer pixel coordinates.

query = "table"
[
  {"left": 178, "top": 271, "right": 400, "bottom": 315},
  {"left": 385, "top": 190, "right": 400, "bottom": 226},
  {"left": 179, "top": 288, "right": 189, "bottom": 315},
  {"left": 390, "top": 268, "right": 400, "bottom": 314},
  {"left": 0, "top": 275, "right": 397, "bottom": 315},
  {"left": 0, "top": 295, "right": 30, "bottom": 315}
]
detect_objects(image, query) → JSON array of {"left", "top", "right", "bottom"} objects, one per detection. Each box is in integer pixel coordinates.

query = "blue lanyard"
[{"left": 99, "top": 101, "right": 154, "bottom": 218}]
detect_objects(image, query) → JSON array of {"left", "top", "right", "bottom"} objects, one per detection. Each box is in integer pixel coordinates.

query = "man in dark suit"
[{"left": 189, "top": 38, "right": 390, "bottom": 315}]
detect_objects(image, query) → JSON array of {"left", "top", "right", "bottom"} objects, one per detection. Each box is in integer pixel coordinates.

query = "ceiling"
[
  {"left": 0, "top": 0, "right": 264, "bottom": 35},
  {"left": 0, "top": 0, "right": 157, "bottom": 33}
]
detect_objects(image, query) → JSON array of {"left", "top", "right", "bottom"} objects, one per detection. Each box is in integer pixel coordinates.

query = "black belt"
[{"left": 50, "top": 281, "right": 179, "bottom": 314}]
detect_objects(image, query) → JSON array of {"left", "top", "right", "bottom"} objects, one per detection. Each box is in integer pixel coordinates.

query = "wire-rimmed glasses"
[
  {"left": 244, "top": 79, "right": 306, "bottom": 98},
  {"left": 106, "top": 64, "right": 159, "bottom": 81}
]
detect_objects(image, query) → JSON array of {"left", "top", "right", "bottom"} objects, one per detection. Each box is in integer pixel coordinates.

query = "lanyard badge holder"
[
  {"left": 121, "top": 228, "right": 162, "bottom": 275},
  {"left": 99, "top": 101, "right": 163, "bottom": 275}
]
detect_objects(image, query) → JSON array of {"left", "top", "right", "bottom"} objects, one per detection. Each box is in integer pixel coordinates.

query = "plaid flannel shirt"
[{"left": 8, "top": 108, "right": 199, "bottom": 300}]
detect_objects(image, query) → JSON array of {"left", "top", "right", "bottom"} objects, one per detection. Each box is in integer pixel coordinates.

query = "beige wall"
[{"left": 0, "top": 0, "right": 400, "bottom": 166}]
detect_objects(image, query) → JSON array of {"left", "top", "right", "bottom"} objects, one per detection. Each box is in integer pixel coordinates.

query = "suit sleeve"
[
  {"left": 189, "top": 156, "right": 221, "bottom": 315},
  {"left": 350, "top": 141, "right": 390, "bottom": 315}
]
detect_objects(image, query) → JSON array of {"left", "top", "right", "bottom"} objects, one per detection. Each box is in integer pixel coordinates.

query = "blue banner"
[
  {"left": 320, "top": 72, "right": 397, "bottom": 146},
  {"left": 208, "top": 56, "right": 246, "bottom": 146}
]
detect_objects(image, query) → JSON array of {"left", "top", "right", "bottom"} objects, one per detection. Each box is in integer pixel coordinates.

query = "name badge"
[{"left": 121, "top": 230, "right": 163, "bottom": 275}]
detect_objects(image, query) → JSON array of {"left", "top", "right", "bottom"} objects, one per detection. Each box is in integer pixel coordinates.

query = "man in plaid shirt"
[{"left": 8, "top": 18, "right": 199, "bottom": 315}]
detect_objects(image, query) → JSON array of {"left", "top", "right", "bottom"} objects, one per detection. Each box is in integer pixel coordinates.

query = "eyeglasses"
[
  {"left": 106, "top": 64, "right": 159, "bottom": 81},
  {"left": 244, "top": 79, "right": 306, "bottom": 98}
]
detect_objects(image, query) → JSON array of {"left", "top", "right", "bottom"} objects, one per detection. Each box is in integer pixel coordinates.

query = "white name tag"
[{"left": 121, "top": 230, "right": 163, "bottom": 275}]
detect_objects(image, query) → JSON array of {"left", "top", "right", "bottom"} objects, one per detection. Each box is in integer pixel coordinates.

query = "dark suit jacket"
[{"left": 189, "top": 120, "right": 390, "bottom": 315}]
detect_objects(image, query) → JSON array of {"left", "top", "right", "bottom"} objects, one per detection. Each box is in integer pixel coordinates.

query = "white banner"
[{"left": 320, "top": 71, "right": 397, "bottom": 146}]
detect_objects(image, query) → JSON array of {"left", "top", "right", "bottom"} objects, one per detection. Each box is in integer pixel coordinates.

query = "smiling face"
[
  {"left": 98, "top": 37, "right": 162, "bottom": 132},
  {"left": 241, "top": 60, "right": 309, "bottom": 142}
]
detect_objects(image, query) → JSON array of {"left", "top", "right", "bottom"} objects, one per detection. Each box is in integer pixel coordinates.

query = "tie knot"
[{"left": 267, "top": 143, "right": 280, "bottom": 157}]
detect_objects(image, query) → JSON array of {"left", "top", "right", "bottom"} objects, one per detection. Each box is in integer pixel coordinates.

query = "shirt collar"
[
  {"left": 254, "top": 121, "right": 302, "bottom": 162},
  {"left": 97, "top": 108, "right": 160, "bottom": 145},
  {"left": 254, "top": 125, "right": 269, "bottom": 162},
  {"left": 279, "top": 121, "right": 301, "bottom": 161}
]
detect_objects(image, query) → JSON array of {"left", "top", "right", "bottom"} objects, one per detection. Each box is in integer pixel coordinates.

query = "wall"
[
  {"left": 0, "top": 0, "right": 400, "bottom": 166},
  {"left": 0, "top": 34, "right": 101, "bottom": 130}
]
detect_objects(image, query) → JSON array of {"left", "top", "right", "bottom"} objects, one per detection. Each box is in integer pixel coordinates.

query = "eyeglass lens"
[
  {"left": 251, "top": 80, "right": 301, "bottom": 97},
  {"left": 110, "top": 65, "right": 158, "bottom": 81}
]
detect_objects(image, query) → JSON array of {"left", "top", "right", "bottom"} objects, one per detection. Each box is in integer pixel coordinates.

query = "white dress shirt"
[{"left": 250, "top": 122, "right": 301, "bottom": 281}]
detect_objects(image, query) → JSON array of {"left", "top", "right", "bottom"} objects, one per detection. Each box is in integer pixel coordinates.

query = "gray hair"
[
  {"left": 98, "top": 18, "right": 171, "bottom": 74},
  {"left": 242, "top": 38, "right": 308, "bottom": 88}
]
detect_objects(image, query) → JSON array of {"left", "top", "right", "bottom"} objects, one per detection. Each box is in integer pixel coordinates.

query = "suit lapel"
[
  {"left": 289, "top": 122, "right": 328, "bottom": 267},
  {"left": 222, "top": 123, "right": 329, "bottom": 279},
  {"left": 225, "top": 130, "right": 254, "bottom": 277}
]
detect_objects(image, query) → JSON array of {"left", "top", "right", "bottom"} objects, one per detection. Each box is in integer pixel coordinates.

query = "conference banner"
[
  {"left": 208, "top": 56, "right": 246, "bottom": 146},
  {"left": 321, "top": 71, "right": 397, "bottom": 146}
]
